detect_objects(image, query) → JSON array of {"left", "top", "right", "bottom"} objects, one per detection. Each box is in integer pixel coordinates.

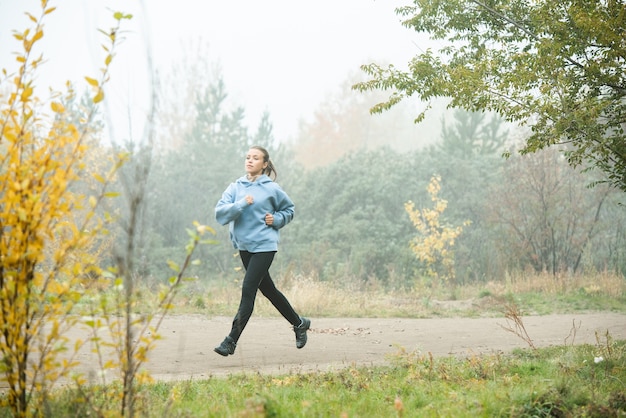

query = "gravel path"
[{"left": 66, "top": 312, "right": 626, "bottom": 382}]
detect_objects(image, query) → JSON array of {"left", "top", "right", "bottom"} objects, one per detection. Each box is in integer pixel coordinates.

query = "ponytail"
[{"left": 264, "top": 159, "right": 277, "bottom": 180}]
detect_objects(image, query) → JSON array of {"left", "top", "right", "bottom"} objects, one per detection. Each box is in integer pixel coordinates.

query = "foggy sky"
[{"left": 1, "top": 0, "right": 425, "bottom": 143}]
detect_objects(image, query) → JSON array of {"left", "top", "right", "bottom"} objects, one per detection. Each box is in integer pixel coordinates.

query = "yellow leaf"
[
  {"left": 50, "top": 101, "right": 65, "bottom": 113},
  {"left": 33, "top": 30, "right": 43, "bottom": 42},
  {"left": 85, "top": 76, "right": 99, "bottom": 87},
  {"left": 21, "top": 86, "right": 33, "bottom": 101},
  {"left": 93, "top": 89, "right": 104, "bottom": 103}
]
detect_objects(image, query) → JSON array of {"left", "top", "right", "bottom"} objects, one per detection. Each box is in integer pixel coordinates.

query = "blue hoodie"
[{"left": 215, "top": 174, "right": 295, "bottom": 252}]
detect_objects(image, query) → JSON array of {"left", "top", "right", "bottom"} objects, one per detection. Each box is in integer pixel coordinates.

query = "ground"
[{"left": 70, "top": 312, "right": 626, "bottom": 383}]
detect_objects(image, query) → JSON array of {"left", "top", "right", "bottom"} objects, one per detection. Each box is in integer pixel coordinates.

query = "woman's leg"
[
  {"left": 258, "top": 273, "right": 300, "bottom": 326},
  {"left": 257, "top": 260, "right": 310, "bottom": 349},
  {"left": 227, "top": 251, "right": 275, "bottom": 342}
]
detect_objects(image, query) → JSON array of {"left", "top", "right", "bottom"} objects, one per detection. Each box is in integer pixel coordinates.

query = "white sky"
[{"left": 1, "top": 0, "right": 426, "bottom": 142}]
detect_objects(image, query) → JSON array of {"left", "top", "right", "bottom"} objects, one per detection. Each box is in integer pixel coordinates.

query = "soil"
[{"left": 69, "top": 312, "right": 626, "bottom": 383}]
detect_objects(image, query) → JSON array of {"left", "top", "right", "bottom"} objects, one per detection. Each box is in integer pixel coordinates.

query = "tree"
[
  {"left": 405, "top": 175, "right": 469, "bottom": 285},
  {"left": 485, "top": 147, "right": 613, "bottom": 275},
  {"left": 425, "top": 109, "right": 509, "bottom": 282},
  {"left": 437, "top": 109, "right": 508, "bottom": 158},
  {"left": 354, "top": 0, "right": 626, "bottom": 192},
  {"left": 148, "top": 77, "right": 248, "bottom": 248},
  {"left": 0, "top": 4, "right": 129, "bottom": 415},
  {"left": 287, "top": 147, "right": 419, "bottom": 284}
]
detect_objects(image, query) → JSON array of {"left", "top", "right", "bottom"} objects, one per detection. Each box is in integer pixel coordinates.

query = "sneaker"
[
  {"left": 293, "top": 317, "right": 311, "bottom": 349},
  {"left": 214, "top": 336, "right": 236, "bottom": 356}
]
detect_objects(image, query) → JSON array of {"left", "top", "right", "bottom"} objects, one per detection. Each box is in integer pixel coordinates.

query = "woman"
[{"left": 213, "top": 145, "right": 310, "bottom": 356}]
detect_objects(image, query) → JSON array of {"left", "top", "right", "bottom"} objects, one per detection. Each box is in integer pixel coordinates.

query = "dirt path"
[{"left": 67, "top": 312, "right": 626, "bottom": 383}]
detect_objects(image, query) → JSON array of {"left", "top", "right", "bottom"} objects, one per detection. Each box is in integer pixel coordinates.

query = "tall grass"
[{"left": 163, "top": 270, "right": 626, "bottom": 318}]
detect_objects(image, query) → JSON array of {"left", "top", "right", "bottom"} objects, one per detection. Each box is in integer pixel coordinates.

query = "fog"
[{"left": 0, "top": 0, "right": 437, "bottom": 142}]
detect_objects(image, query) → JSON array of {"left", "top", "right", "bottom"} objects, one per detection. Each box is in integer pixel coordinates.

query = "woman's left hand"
[{"left": 265, "top": 213, "right": 274, "bottom": 226}]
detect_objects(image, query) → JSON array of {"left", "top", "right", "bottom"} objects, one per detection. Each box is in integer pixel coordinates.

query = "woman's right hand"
[{"left": 245, "top": 195, "right": 254, "bottom": 205}]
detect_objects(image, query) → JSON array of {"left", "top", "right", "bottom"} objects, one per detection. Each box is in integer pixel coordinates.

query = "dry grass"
[
  {"left": 483, "top": 270, "right": 625, "bottom": 297},
  {"left": 168, "top": 270, "right": 626, "bottom": 318},
  {"left": 277, "top": 275, "right": 432, "bottom": 318}
]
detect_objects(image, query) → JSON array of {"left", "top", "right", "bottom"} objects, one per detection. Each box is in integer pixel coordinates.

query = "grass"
[
  {"left": 21, "top": 340, "right": 626, "bottom": 417},
  {"left": 164, "top": 270, "right": 626, "bottom": 318}
]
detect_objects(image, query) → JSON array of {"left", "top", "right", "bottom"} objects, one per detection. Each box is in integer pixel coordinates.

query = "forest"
[{"left": 118, "top": 70, "right": 626, "bottom": 290}]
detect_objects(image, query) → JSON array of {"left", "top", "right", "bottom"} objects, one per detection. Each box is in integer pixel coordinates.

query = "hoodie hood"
[{"left": 237, "top": 174, "right": 272, "bottom": 186}]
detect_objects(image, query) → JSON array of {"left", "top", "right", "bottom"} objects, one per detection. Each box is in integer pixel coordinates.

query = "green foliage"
[
  {"left": 287, "top": 147, "right": 418, "bottom": 283},
  {"left": 437, "top": 109, "right": 509, "bottom": 158},
  {"left": 354, "top": 0, "right": 626, "bottom": 192},
  {"left": 285, "top": 111, "right": 508, "bottom": 285}
]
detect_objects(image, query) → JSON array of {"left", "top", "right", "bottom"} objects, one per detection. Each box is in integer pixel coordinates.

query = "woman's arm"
[
  {"left": 269, "top": 186, "right": 295, "bottom": 229},
  {"left": 215, "top": 184, "right": 249, "bottom": 225}
]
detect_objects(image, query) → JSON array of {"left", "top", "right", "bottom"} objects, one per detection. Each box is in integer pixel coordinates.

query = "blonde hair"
[{"left": 250, "top": 145, "right": 277, "bottom": 180}]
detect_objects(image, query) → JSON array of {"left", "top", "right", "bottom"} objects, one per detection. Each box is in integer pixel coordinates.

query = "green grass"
[
  {"left": 20, "top": 340, "right": 626, "bottom": 417},
  {"left": 507, "top": 291, "right": 626, "bottom": 315}
]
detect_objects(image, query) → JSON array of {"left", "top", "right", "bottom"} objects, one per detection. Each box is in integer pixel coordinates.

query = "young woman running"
[{"left": 213, "top": 145, "right": 310, "bottom": 356}]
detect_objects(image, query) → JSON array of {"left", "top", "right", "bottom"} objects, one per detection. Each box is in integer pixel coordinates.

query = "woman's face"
[{"left": 245, "top": 148, "right": 267, "bottom": 177}]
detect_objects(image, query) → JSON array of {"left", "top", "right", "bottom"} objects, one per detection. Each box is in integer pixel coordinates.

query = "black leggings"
[{"left": 228, "top": 251, "right": 300, "bottom": 342}]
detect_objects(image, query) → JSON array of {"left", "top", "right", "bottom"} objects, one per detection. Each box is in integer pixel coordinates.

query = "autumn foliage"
[
  {"left": 0, "top": 2, "right": 126, "bottom": 415},
  {"left": 0, "top": 3, "right": 216, "bottom": 416},
  {"left": 405, "top": 175, "right": 469, "bottom": 285}
]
